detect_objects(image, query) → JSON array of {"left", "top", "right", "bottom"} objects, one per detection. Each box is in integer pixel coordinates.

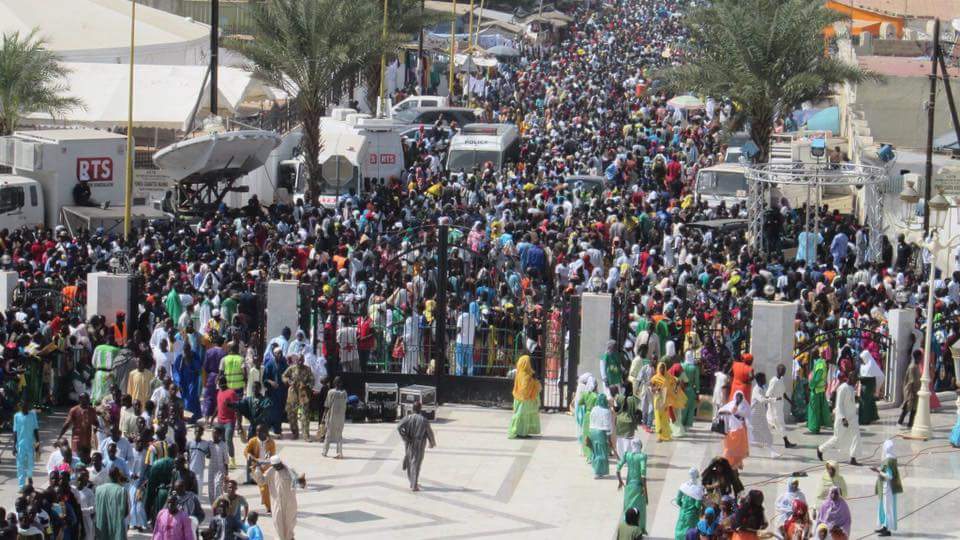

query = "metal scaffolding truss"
[{"left": 745, "top": 162, "right": 888, "bottom": 262}]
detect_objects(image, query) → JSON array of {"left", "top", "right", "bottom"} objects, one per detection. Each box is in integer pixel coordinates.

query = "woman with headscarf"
[
  {"left": 702, "top": 456, "right": 744, "bottom": 504},
  {"left": 587, "top": 394, "right": 614, "bottom": 478},
  {"left": 680, "top": 351, "right": 700, "bottom": 429},
  {"left": 774, "top": 479, "right": 807, "bottom": 531},
  {"left": 791, "top": 362, "right": 809, "bottom": 423},
  {"left": 673, "top": 467, "right": 704, "bottom": 540},
  {"left": 712, "top": 371, "right": 729, "bottom": 417},
  {"left": 696, "top": 507, "right": 719, "bottom": 539},
  {"left": 816, "top": 487, "right": 851, "bottom": 539},
  {"left": 718, "top": 390, "right": 751, "bottom": 469},
  {"left": 616, "top": 437, "right": 647, "bottom": 533},
  {"left": 729, "top": 353, "right": 754, "bottom": 403},
  {"left": 731, "top": 489, "right": 767, "bottom": 540},
  {"left": 576, "top": 375, "right": 599, "bottom": 459},
  {"left": 816, "top": 461, "right": 848, "bottom": 504},
  {"left": 749, "top": 373, "right": 776, "bottom": 457},
  {"left": 871, "top": 440, "right": 902, "bottom": 537},
  {"left": 857, "top": 350, "right": 883, "bottom": 425},
  {"left": 807, "top": 355, "right": 831, "bottom": 434},
  {"left": 783, "top": 499, "right": 812, "bottom": 540},
  {"left": 507, "top": 356, "right": 541, "bottom": 439},
  {"left": 650, "top": 362, "right": 675, "bottom": 442}
]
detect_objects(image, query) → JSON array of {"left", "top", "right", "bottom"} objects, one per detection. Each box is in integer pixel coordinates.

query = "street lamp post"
[{"left": 910, "top": 190, "right": 958, "bottom": 439}]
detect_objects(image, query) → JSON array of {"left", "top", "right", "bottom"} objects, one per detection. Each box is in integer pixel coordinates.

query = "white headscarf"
[
  {"left": 679, "top": 467, "right": 705, "bottom": 500},
  {"left": 684, "top": 350, "right": 696, "bottom": 365},
  {"left": 882, "top": 439, "right": 896, "bottom": 460},
  {"left": 630, "top": 437, "right": 642, "bottom": 454},
  {"left": 719, "top": 390, "right": 750, "bottom": 431},
  {"left": 859, "top": 350, "right": 884, "bottom": 380},
  {"left": 712, "top": 372, "right": 729, "bottom": 407}
]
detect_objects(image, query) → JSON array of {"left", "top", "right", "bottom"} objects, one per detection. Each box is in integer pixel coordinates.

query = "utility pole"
[
  {"left": 923, "top": 18, "right": 939, "bottom": 236},
  {"left": 210, "top": 0, "right": 219, "bottom": 115},
  {"left": 418, "top": 0, "right": 425, "bottom": 94},
  {"left": 123, "top": 0, "right": 136, "bottom": 241},
  {"left": 449, "top": 0, "right": 457, "bottom": 104},
  {"left": 378, "top": 0, "right": 389, "bottom": 116}
]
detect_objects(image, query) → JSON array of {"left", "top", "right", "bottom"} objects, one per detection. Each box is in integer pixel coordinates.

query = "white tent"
[
  {"left": 26, "top": 63, "right": 280, "bottom": 131},
  {"left": 0, "top": 0, "right": 209, "bottom": 65}
]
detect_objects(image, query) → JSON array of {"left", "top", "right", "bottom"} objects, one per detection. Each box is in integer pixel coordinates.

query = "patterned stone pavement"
[{"left": 2, "top": 399, "right": 959, "bottom": 539}]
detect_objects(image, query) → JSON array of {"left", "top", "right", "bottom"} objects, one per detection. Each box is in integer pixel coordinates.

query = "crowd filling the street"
[{"left": 0, "top": 0, "right": 959, "bottom": 539}]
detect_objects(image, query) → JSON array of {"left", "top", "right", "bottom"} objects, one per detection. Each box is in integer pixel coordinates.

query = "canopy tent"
[
  {"left": 26, "top": 63, "right": 280, "bottom": 131},
  {"left": 0, "top": 0, "right": 209, "bottom": 65},
  {"left": 667, "top": 95, "right": 704, "bottom": 110},
  {"left": 486, "top": 45, "right": 520, "bottom": 57},
  {"left": 804, "top": 106, "right": 840, "bottom": 134}
]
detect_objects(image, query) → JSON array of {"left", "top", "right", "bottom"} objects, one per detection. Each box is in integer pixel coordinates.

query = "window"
[
  {"left": 29, "top": 185, "right": 37, "bottom": 207},
  {"left": 0, "top": 187, "right": 24, "bottom": 213}
]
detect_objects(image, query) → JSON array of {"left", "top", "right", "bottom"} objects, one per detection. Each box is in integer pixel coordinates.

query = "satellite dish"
[{"left": 952, "top": 18, "right": 960, "bottom": 33}]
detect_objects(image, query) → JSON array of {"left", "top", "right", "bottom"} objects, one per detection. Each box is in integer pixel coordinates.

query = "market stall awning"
[
  {"left": 667, "top": 95, "right": 704, "bottom": 110},
  {"left": 26, "top": 63, "right": 281, "bottom": 131}
]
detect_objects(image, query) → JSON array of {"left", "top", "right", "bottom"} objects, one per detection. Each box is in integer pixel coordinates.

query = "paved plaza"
[{"left": 1, "top": 399, "right": 959, "bottom": 539}]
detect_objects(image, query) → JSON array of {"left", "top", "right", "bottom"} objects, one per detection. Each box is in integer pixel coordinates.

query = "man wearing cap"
[{"left": 264, "top": 454, "right": 306, "bottom": 540}]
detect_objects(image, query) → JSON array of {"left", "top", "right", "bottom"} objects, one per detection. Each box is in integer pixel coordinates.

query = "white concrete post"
[
  {"left": 0, "top": 271, "right": 18, "bottom": 311},
  {"left": 86, "top": 272, "right": 131, "bottom": 325},
  {"left": 887, "top": 308, "right": 916, "bottom": 407},
  {"left": 266, "top": 280, "right": 300, "bottom": 342},
  {"left": 750, "top": 300, "right": 797, "bottom": 420},
  {"left": 579, "top": 293, "right": 612, "bottom": 381}
]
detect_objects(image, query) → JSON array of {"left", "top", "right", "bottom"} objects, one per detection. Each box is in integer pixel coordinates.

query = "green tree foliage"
[
  {"left": 0, "top": 30, "right": 82, "bottom": 136},
  {"left": 658, "top": 0, "right": 877, "bottom": 161}
]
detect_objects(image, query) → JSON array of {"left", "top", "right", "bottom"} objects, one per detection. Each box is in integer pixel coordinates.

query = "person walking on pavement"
[
  {"left": 818, "top": 372, "right": 861, "bottom": 466},
  {"left": 766, "top": 364, "right": 797, "bottom": 450},
  {"left": 397, "top": 402, "right": 437, "bottom": 491},
  {"left": 323, "top": 377, "right": 348, "bottom": 458}
]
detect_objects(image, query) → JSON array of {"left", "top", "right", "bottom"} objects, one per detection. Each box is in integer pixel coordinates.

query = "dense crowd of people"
[{"left": 0, "top": 0, "right": 959, "bottom": 538}]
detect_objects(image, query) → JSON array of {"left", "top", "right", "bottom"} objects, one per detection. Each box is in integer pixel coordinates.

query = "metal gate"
[{"left": 793, "top": 327, "right": 893, "bottom": 399}]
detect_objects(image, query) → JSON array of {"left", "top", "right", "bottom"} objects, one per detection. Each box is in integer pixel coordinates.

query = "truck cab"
[{"left": 0, "top": 176, "right": 45, "bottom": 231}]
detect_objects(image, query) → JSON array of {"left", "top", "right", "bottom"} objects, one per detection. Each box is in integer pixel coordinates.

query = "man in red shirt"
[
  {"left": 357, "top": 314, "right": 375, "bottom": 372},
  {"left": 57, "top": 393, "right": 99, "bottom": 463},
  {"left": 215, "top": 376, "right": 240, "bottom": 466}
]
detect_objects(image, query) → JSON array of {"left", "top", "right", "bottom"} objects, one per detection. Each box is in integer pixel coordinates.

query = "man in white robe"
[
  {"left": 264, "top": 455, "right": 306, "bottom": 540},
  {"left": 765, "top": 364, "right": 797, "bottom": 450},
  {"left": 817, "top": 373, "right": 861, "bottom": 466}
]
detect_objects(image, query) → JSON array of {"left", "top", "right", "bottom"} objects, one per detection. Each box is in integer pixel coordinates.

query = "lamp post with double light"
[{"left": 907, "top": 189, "right": 959, "bottom": 439}]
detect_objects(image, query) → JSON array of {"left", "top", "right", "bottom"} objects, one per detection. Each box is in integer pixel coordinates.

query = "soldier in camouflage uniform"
[{"left": 281, "top": 355, "right": 315, "bottom": 440}]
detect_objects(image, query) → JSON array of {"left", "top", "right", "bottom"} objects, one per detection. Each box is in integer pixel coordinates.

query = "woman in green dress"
[
  {"left": 577, "top": 376, "right": 599, "bottom": 460},
  {"left": 806, "top": 356, "right": 831, "bottom": 433},
  {"left": 858, "top": 350, "right": 883, "bottom": 425},
  {"left": 791, "top": 364, "right": 809, "bottom": 423},
  {"left": 616, "top": 438, "right": 647, "bottom": 533},
  {"left": 587, "top": 394, "right": 613, "bottom": 478},
  {"left": 507, "top": 355, "right": 541, "bottom": 438},
  {"left": 674, "top": 466, "right": 705, "bottom": 540},
  {"left": 681, "top": 352, "right": 700, "bottom": 428}
]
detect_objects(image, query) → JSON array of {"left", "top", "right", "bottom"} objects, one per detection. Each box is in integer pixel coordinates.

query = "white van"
[
  {"left": 446, "top": 123, "right": 520, "bottom": 172},
  {"left": 694, "top": 163, "right": 750, "bottom": 208},
  {"left": 391, "top": 95, "right": 449, "bottom": 116}
]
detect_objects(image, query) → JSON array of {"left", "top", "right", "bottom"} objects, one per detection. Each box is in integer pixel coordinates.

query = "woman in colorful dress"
[
  {"left": 507, "top": 355, "right": 541, "bottom": 438},
  {"left": 616, "top": 438, "right": 647, "bottom": 534},
  {"left": 673, "top": 467, "right": 704, "bottom": 540},
  {"left": 650, "top": 362, "right": 675, "bottom": 442},
  {"left": 587, "top": 394, "right": 614, "bottom": 478},
  {"left": 718, "top": 390, "right": 750, "bottom": 469},
  {"left": 576, "top": 375, "right": 599, "bottom": 459}
]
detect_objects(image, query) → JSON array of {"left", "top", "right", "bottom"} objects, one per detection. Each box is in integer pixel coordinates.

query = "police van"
[{"left": 446, "top": 123, "right": 520, "bottom": 172}]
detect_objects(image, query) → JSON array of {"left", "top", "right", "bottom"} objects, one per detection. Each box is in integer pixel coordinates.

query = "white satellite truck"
[
  {"left": 272, "top": 108, "right": 405, "bottom": 206},
  {"left": 0, "top": 129, "right": 167, "bottom": 234}
]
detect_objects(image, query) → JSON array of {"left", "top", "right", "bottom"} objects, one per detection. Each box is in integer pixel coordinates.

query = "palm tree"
[
  {"left": 0, "top": 30, "right": 82, "bottom": 136},
  {"left": 237, "top": 0, "right": 385, "bottom": 198},
  {"left": 658, "top": 0, "right": 877, "bottom": 162}
]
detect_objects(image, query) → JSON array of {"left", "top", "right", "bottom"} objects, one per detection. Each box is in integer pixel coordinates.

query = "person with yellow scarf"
[
  {"left": 650, "top": 362, "right": 686, "bottom": 442},
  {"left": 507, "top": 356, "right": 541, "bottom": 439}
]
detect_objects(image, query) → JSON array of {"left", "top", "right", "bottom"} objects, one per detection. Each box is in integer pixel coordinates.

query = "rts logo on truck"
[{"left": 76, "top": 157, "right": 113, "bottom": 182}]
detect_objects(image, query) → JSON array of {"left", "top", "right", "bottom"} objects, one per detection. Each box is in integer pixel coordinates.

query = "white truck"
[
  {"left": 0, "top": 129, "right": 167, "bottom": 234},
  {"left": 273, "top": 108, "right": 405, "bottom": 206}
]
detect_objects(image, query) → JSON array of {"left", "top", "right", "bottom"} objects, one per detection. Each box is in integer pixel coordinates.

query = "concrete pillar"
[
  {"left": 750, "top": 300, "right": 797, "bottom": 420},
  {"left": 86, "top": 272, "right": 130, "bottom": 325},
  {"left": 579, "top": 293, "right": 612, "bottom": 381},
  {"left": 887, "top": 308, "right": 916, "bottom": 407},
  {"left": 878, "top": 22, "right": 896, "bottom": 40},
  {"left": 0, "top": 271, "right": 17, "bottom": 311},
  {"left": 266, "top": 280, "right": 299, "bottom": 342}
]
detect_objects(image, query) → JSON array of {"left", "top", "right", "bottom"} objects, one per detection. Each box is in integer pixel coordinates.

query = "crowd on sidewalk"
[{"left": 0, "top": 0, "right": 959, "bottom": 538}]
